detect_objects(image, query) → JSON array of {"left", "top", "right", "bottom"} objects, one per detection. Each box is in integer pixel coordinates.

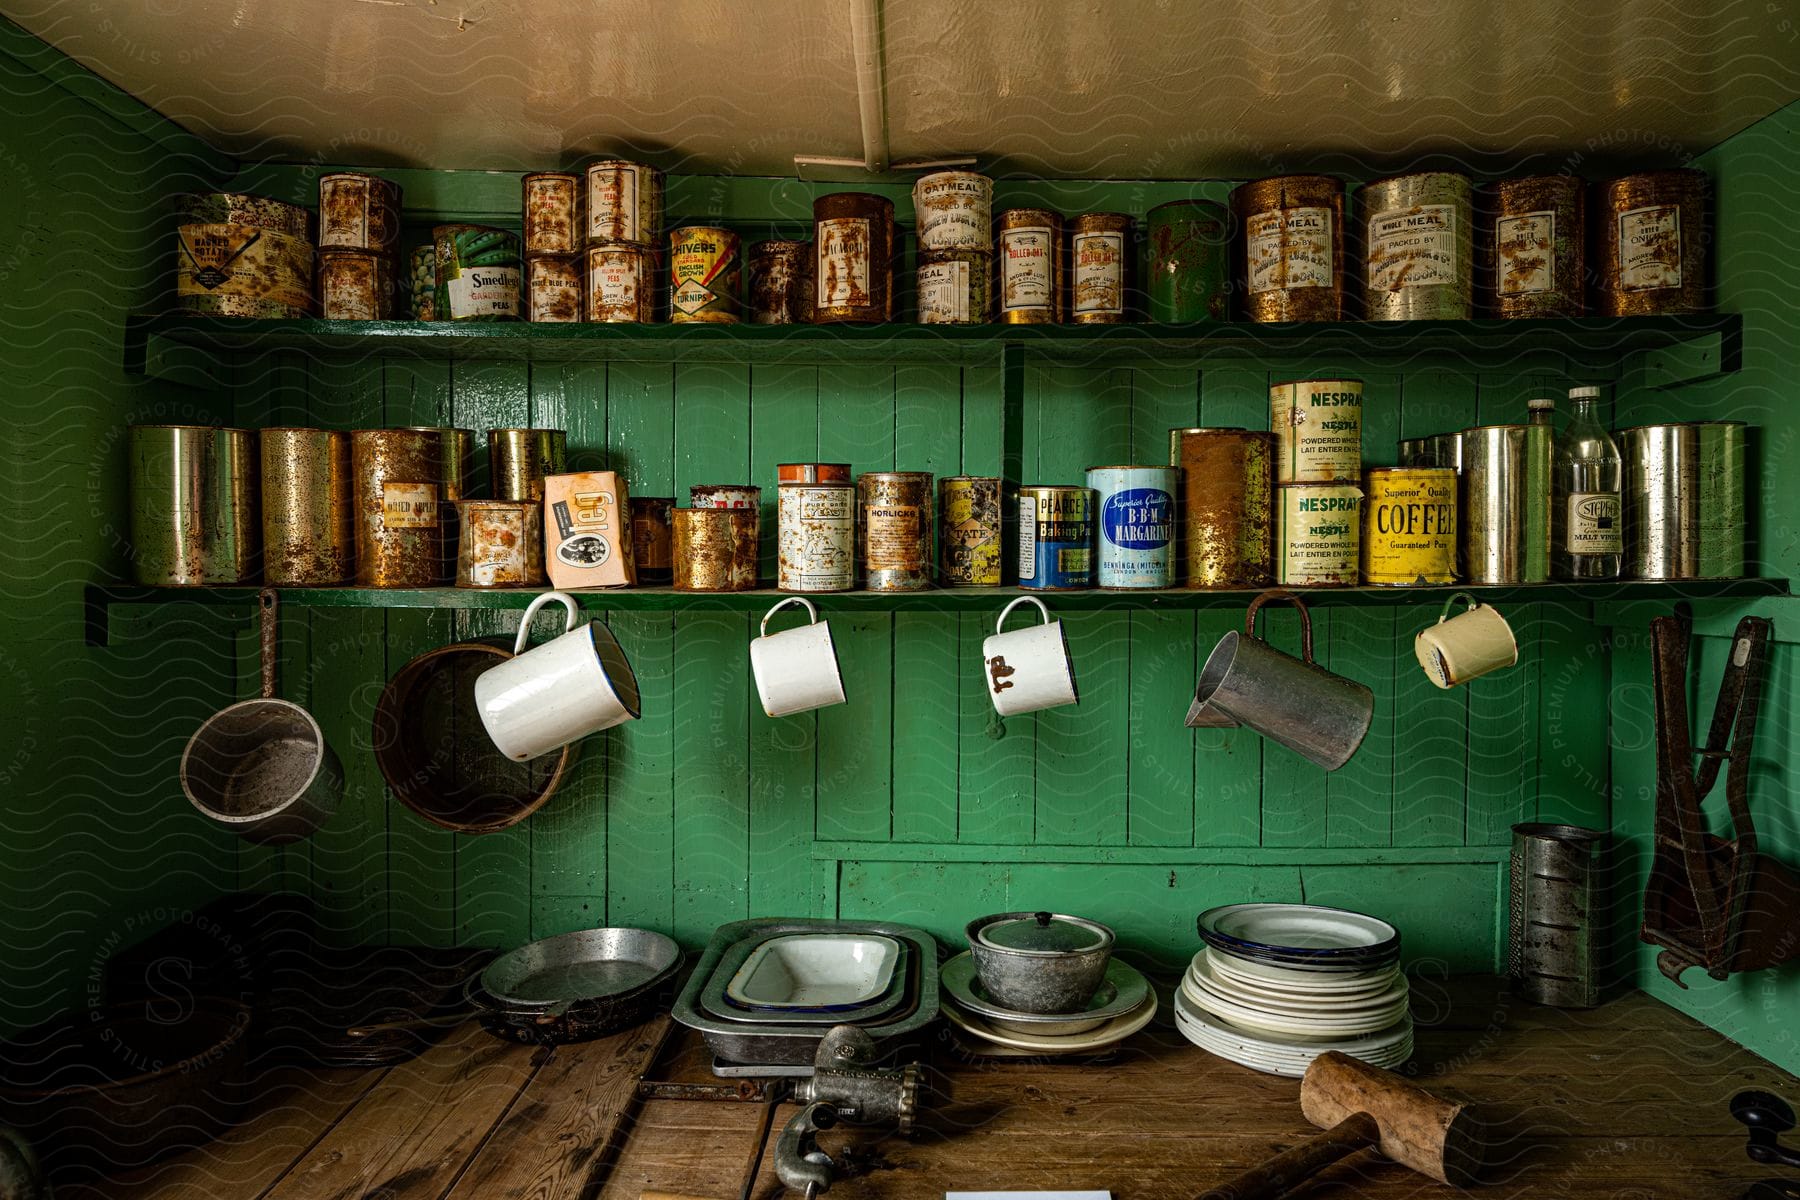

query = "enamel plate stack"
[{"left": 1174, "top": 903, "right": 1411, "bottom": 1078}]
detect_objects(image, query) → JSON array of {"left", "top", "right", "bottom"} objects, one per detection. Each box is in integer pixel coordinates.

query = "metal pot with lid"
[{"left": 966, "top": 911, "right": 1116, "bottom": 1014}]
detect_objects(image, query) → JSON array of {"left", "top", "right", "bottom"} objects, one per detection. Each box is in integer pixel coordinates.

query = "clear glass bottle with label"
[{"left": 1551, "top": 385, "right": 1622, "bottom": 580}]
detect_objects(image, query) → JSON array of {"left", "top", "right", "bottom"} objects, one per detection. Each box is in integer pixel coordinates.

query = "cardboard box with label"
[{"left": 544, "top": 470, "right": 637, "bottom": 588}]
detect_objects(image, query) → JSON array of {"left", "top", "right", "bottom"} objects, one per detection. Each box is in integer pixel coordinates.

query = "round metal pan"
[{"left": 482, "top": 927, "right": 680, "bottom": 1010}]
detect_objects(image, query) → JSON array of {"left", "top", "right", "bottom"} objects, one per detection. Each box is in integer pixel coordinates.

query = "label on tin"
[
  {"left": 818, "top": 218, "right": 873, "bottom": 307},
  {"left": 1364, "top": 474, "right": 1457, "bottom": 583},
  {"left": 320, "top": 179, "right": 370, "bottom": 249},
  {"left": 918, "top": 259, "right": 971, "bottom": 324},
  {"left": 524, "top": 177, "right": 578, "bottom": 253},
  {"left": 1017, "top": 496, "right": 1038, "bottom": 578},
  {"left": 1618, "top": 205, "right": 1682, "bottom": 290},
  {"left": 527, "top": 263, "right": 581, "bottom": 323},
  {"left": 1497, "top": 210, "right": 1555, "bottom": 295},
  {"left": 914, "top": 175, "right": 992, "bottom": 250},
  {"left": 1100, "top": 488, "right": 1172, "bottom": 550},
  {"left": 865, "top": 504, "right": 924, "bottom": 569},
  {"left": 1271, "top": 381, "right": 1363, "bottom": 483},
  {"left": 381, "top": 482, "right": 439, "bottom": 529},
  {"left": 587, "top": 165, "right": 640, "bottom": 242},
  {"left": 1366, "top": 204, "right": 1459, "bottom": 290},
  {"left": 176, "top": 223, "right": 313, "bottom": 310},
  {"left": 1567, "top": 492, "right": 1623, "bottom": 554},
  {"left": 1247, "top": 207, "right": 1333, "bottom": 294},
  {"left": 779, "top": 487, "right": 854, "bottom": 589},
  {"left": 1072, "top": 231, "right": 1125, "bottom": 315},
  {"left": 588, "top": 249, "right": 645, "bottom": 318},
  {"left": 446, "top": 265, "right": 521, "bottom": 319},
  {"left": 1278, "top": 487, "right": 1361, "bottom": 585},
  {"left": 692, "top": 488, "right": 758, "bottom": 510},
  {"left": 672, "top": 232, "right": 735, "bottom": 316},
  {"left": 1001, "top": 227, "right": 1054, "bottom": 311}
]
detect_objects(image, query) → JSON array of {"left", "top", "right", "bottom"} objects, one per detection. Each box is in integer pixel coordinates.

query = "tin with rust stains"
[
  {"left": 433, "top": 224, "right": 521, "bottom": 321},
  {"left": 525, "top": 254, "right": 582, "bottom": 323},
  {"left": 409, "top": 244, "right": 437, "bottom": 320},
  {"left": 522, "top": 172, "right": 582, "bottom": 256},
  {"left": 260, "top": 427, "right": 352, "bottom": 586},
  {"left": 583, "top": 159, "right": 664, "bottom": 246},
  {"left": 749, "top": 240, "right": 814, "bottom": 324},
  {"left": 1147, "top": 200, "right": 1231, "bottom": 323},
  {"left": 400, "top": 426, "right": 474, "bottom": 500},
  {"left": 175, "top": 192, "right": 314, "bottom": 318},
  {"left": 1018, "top": 485, "right": 1094, "bottom": 590},
  {"left": 585, "top": 241, "right": 656, "bottom": 322},
  {"left": 1088, "top": 466, "right": 1176, "bottom": 589},
  {"left": 689, "top": 484, "right": 761, "bottom": 511},
  {"left": 129, "top": 425, "right": 259, "bottom": 586},
  {"left": 1230, "top": 175, "right": 1345, "bottom": 322},
  {"left": 352, "top": 428, "right": 447, "bottom": 587},
  {"left": 1361, "top": 467, "right": 1458, "bottom": 586},
  {"left": 318, "top": 172, "right": 402, "bottom": 256},
  {"left": 1276, "top": 483, "right": 1362, "bottom": 587},
  {"left": 778, "top": 481, "right": 855, "bottom": 592},
  {"left": 455, "top": 500, "right": 545, "bottom": 588},
  {"left": 1168, "top": 428, "right": 1276, "bottom": 589},
  {"left": 857, "top": 471, "right": 933, "bottom": 591},
  {"left": 778, "top": 463, "right": 852, "bottom": 484},
  {"left": 318, "top": 249, "right": 397, "bottom": 320},
  {"left": 672, "top": 508, "right": 758, "bottom": 592},
  {"left": 630, "top": 497, "right": 675, "bottom": 584},
  {"left": 489, "top": 428, "right": 568, "bottom": 502},
  {"left": 938, "top": 475, "right": 1002, "bottom": 587},
  {"left": 913, "top": 170, "right": 993, "bottom": 252},
  {"left": 1359, "top": 172, "right": 1474, "bottom": 321},
  {"left": 996, "top": 208, "right": 1065, "bottom": 324},
  {"left": 917, "top": 249, "right": 992, "bottom": 324},
  {"left": 1270, "top": 378, "right": 1363, "bottom": 483},
  {"left": 1071, "top": 212, "right": 1131, "bottom": 324},
  {"left": 669, "top": 225, "right": 741, "bottom": 323},
  {"left": 1480, "top": 175, "right": 1585, "bottom": 318},
  {"left": 1597, "top": 169, "right": 1708, "bottom": 317},
  {"left": 814, "top": 193, "right": 897, "bottom": 324}
]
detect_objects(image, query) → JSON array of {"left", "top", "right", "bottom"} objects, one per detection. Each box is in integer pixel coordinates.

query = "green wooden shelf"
[{"left": 84, "top": 578, "right": 1789, "bottom": 645}]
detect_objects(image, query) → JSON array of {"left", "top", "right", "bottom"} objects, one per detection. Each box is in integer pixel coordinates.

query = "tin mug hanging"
[
  {"left": 749, "top": 597, "right": 847, "bottom": 719},
  {"left": 983, "top": 596, "right": 1079, "bottom": 717},
  {"left": 1188, "top": 590, "right": 1373, "bottom": 771},
  {"left": 1415, "top": 593, "right": 1518, "bottom": 689},
  {"left": 473, "top": 590, "right": 642, "bottom": 762}
]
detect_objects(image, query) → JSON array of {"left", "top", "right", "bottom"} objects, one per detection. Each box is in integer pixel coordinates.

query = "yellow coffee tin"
[{"left": 1361, "top": 467, "right": 1457, "bottom": 585}]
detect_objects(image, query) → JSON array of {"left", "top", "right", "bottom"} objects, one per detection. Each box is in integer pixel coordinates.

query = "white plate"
[
  {"left": 1201, "top": 949, "right": 1399, "bottom": 995},
  {"left": 1203, "top": 947, "right": 1402, "bottom": 988},
  {"left": 1189, "top": 956, "right": 1409, "bottom": 1015},
  {"left": 725, "top": 934, "right": 901, "bottom": 1008},
  {"left": 1174, "top": 1010, "right": 1414, "bottom": 1065},
  {"left": 1173, "top": 992, "right": 1413, "bottom": 1078},
  {"left": 1173, "top": 988, "right": 1411, "bottom": 1054},
  {"left": 1201, "top": 903, "right": 1398, "bottom": 953},
  {"left": 1180, "top": 977, "right": 1408, "bottom": 1038},
  {"left": 1183, "top": 972, "right": 1410, "bottom": 1029},
  {"left": 943, "top": 991, "right": 1158, "bottom": 1052}
]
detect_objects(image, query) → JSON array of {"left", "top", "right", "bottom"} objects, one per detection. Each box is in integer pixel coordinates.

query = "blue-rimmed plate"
[{"left": 1196, "top": 903, "right": 1399, "bottom": 962}]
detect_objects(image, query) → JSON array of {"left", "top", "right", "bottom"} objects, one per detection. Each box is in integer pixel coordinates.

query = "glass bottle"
[
  {"left": 1524, "top": 398, "right": 1555, "bottom": 582},
  {"left": 1551, "top": 386, "right": 1622, "bottom": 580}
]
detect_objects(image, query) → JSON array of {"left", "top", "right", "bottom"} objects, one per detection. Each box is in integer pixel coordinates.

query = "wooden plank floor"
[{"left": 64, "top": 977, "right": 1796, "bottom": 1200}]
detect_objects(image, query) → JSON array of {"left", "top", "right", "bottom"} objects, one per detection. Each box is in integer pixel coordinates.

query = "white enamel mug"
[
  {"left": 750, "top": 597, "right": 847, "bottom": 718},
  {"left": 474, "top": 591, "right": 641, "bottom": 761},
  {"left": 1415, "top": 592, "right": 1518, "bottom": 689},
  {"left": 983, "top": 596, "right": 1079, "bottom": 716}
]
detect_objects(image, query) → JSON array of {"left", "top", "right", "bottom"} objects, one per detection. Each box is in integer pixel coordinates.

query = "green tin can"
[
  {"left": 128, "top": 425, "right": 259, "bottom": 585},
  {"left": 432, "top": 224, "right": 521, "bottom": 321},
  {"left": 1147, "top": 199, "right": 1231, "bottom": 323}
]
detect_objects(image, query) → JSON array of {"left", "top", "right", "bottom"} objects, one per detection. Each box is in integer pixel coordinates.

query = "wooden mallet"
[{"left": 1199, "top": 1051, "right": 1488, "bottom": 1200}]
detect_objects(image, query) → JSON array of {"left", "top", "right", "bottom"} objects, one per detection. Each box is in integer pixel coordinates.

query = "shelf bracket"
[{"left": 1631, "top": 326, "right": 1739, "bottom": 389}]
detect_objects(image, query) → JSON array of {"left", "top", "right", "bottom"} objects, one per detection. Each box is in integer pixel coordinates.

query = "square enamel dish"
[{"left": 724, "top": 934, "right": 902, "bottom": 1009}]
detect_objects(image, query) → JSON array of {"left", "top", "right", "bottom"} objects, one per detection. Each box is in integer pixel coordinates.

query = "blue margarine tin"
[
  {"left": 1087, "top": 465, "right": 1177, "bottom": 588},
  {"left": 1017, "top": 485, "right": 1093, "bottom": 590}
]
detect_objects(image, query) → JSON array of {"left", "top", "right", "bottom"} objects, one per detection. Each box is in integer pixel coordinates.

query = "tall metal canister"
[
  {"left": 351, "top": 428, "right": 446, "bottom": 587},
  {"left": 128, "top": 425, "right": 259, "bottom": 585},
  {"left": 1145, "top": 200, "right": 1230, "bottom": 323},
  {"left": 1168, "top": 428, "right": 1276, "bottom": 589},
  {"left": 1620, "top": 421, "right": 1747, "bottom": 580},
  {"left": 1358, "top": 172, "right": 1474, "bottom": 321},
  {"left": 260, "top": 427, "right": 352, "bottom": 585},
  {"left": 489, "top": 428, "right": 568, "bottom": 503},
  {"left": 1460, "top": 425, "right": 1540, "bottom": 585},
  {"left": 1509, "top": 823, "right": 1607, "bottom": 1008}
]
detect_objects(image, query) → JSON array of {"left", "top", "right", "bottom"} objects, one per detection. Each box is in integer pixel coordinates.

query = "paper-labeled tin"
[
  {"left": 1087, "top": 466, "right": 1175, "bottom": 589},
  {"left": 489, "top": 428, "right": 568, "bottom": 503},
  {"left": 317, "top": 249, "right": 396, "bottom": 320},
  {"left": 690, "top": 484, "right": 761, "bottom": 511},
  {"left": 1271, "top": 378, "right": 1363, "bottom": 483},
  {"left": 1359, "top": 172, "right": 1474, "bottom": 321},
  {"left": 1169, "top": 427, "right": 1276, "bottom": 589},
  {"left": 749, "top": 240, "right": 814, "bottom": 324},
  {"left": 1620, "top": 422, "right": 1747, "bottom": 580},
  {"left": 351, "top": 428, "right": 445, "bottom": 588},
  {"left": 432, "top": 224, "right": 521, "bottom": 321},
  {"left": 669, "top": 226, "right": 741, "bottom": 323},
  {"left": 1362, "top": 467, "right": 1457, "bottom": 585},
  {"left": 260, "top": 427, "right": 352, "bottom": 586},
  {"left": 1481, "top": 175, "right": 1585, "bottom": 318},
  {"left": 857, "top": 471, "right": 933, "bottom": 592},
  {"left": 1598, "top": 169, "right": 1708, "bottom": 317},
  {"left": 583, "top": 159, "right": 663, "bottom": 246},
  {"left": 913, "top": 170, "right": 993, "bottom": 251},
  {"left": 1071, "top": 212, "right": 1130, "bottom": 323},
  {"left": 778, "top": 463, "right": 852, "bottom": 483},
  {"left": 585, "top": 241, "right": 655, "bottom": 322},
  {"left": 1276, "top": 483, "right": 1362, "bottom": 586},
  {"left": 525, "top": 254, "right": 582, "bottom": 323},
  {"left": 129, "top": 425, "right": 259, "bottom": 586},
  {"left": 778, "top": 481, "right": 855, "bottom": 592},
  {"left": 673, "top": 508, "right": 758, "bottom": 592},
  {"left": 1230, "top": 175, "right": 1344, "bottom": 322},
  {"left": 409, "top": 244, "right": 437, "bottom": 320},
  {"left": 996, "top": 208, "right": 1064, "bottom": 324},
  {"left": 918, "top": 250, "right": 992, "bottom": 324},
  {"left": 545, "top": 470, "right": 634, "bottom": 589},
  {"left": 455, "top": 500, "right": 545, "bottom": 588},
  {"left": 1018, "top": 485, "right": 1094, "bottom": 590},
  {"left": 318, "top": 172, "right": 402, "bottom": 255},
  {"left": 1147, "top": 200, "right": 1230, "bottom": 323},
  {"left": 814, "top": 193, "right": 896, "bottom": 323},
  {"left": 174, "top": 192, "right": 314, "bottom": 318},
  {"left": 630, "top": 496, "right": 675, "bottom": 584},
  {"left": 522, "top": 172, "right": 582, "bottom": 256},
  {"left": 938, "top": 475, "right": 1002, "bottom": 587}
]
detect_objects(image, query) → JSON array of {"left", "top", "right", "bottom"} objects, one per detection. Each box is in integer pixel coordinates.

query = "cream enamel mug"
[
  {"left": 474, "top": 590, "right": 641, "bottom": 761},
  {"left": 1415, "top": 592, "right": 1518, "bottom": 688},
  {"left": 749, "top": 597, "right": 847, "bottom": 718},
  {"left": 983, "top": 596, "right": 1079, "bottom": 716}
]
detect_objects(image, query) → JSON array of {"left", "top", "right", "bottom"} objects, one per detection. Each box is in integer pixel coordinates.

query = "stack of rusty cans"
[
  {"left": 316, "top": 173, "right": 403, "bottom": 320},
  {"left": 522, "top": 172, "right": 584, "bottom": 323},
  {"left": 582, "top": 158, "right": 663, "bottom": 323},
  {"left": 913, "top": 171, "right": 993, "bottom": 324},
  {"left": 1270, "top": 380, "right": 1364, "bottom": 586}
]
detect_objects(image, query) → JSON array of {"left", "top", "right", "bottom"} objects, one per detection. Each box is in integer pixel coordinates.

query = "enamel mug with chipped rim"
[
  {"left": 749, "top": 597, "right": 847, "bottom": 718},
  {"left": 1415, "top": 592, "right": 1518, "bottom": 688},
  {"left": 475, "top": 590, "right": 641, "bottom": 761},
  {"left": 983, "top": 596, "right": 1079, "bottom": 716}
]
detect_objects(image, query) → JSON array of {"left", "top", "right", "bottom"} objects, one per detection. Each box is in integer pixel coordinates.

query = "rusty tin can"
[
  {"left": 1361, "top": 467, "right": 1458, "bottom": 585},
  {"left": 1088, "top": 465, "right": 1177, "bottom": 589},
  {"left": 129, "top": 425, "right": 259, "bottom": 586},
  {"left": 672, "top": 508, "right": 758, "bottom": 592},
  {"left": 630, "top": 496, "right": 675, "bottom": 584},
  {"left": 938, "top": 475, "right": 1003, "bottom": 587},
  {"left": 489, "top": 428, "right": 568, "bottom": 502},
  {"left": 1276, "top": 483, "right": 1362, "bottom": 587},
  {"left": 1597, "top": 169, "right": 1708, "bottom": 317},
  {"left": 1481, "top": 175, "right": 1585, "bottom": 318},
  {"left": 409, "top": 244, "right": 437, "bottom": 320},
  {"left": 260, "top": 427, "right": 352, "bottom": 586},
  {"left": 1071, "top": 212, "right": 1131, "bottom": 323},
  {"left": 778, "top": 481, "right": 855, "bottom": 592},
  {"left": 996, "top": 208, "right": 1065, "bottom": 324},
  {"left": 318, "top": 249, "right": 397, "bottom": 320},
  {"left": 352, "top": 428, "right": 446, "bottom": 587},
  {"left": 522, "top": 172, "right": 582, "bottom": 256},
  {"left": 1018, "top": 485, "right": 1094, "bottom": 590},
  {"left": 913, "top": 170, "right": 993, "bottom": 251},
  {"left": 1230, "top": 175, "right": 1344, "bottom": 322},
  {"left": 1168, "top": 427, "right": 1276, "bottom": 589},
  {"left": 778, "top": 463, "right": 852, "bottom": 483},
  {"left": 583, "top": 159, "right": 664, "bottom": 246},
  {"left": 1147, "top": 199, "right": 1231, "bottom": 323},
  {"left": 400, "top": 426, "right": 474, "bottom": 500},
  {"left": 857, "top": 471, "right": 933, "bottom": 591},
  {"left": 585, "top": 241, "right": 656, "bottom": 322},
  {"left": 918, "top": 249, "right": 993, "bottom": 324},
  {"left": 318, "top": 172, "right": 402, "bottom": 256},
  {"left": 454, "top": 500, "right": 544, "bottom": 588},
  {"left": 1270, "top": 378, "right": 1363, "bottom": 483},
  {"left": 525, "top": 255, "right": 583, "bottom": 323},
  {"left": 174, "top": 192, "right": 314, "bottom": 318},
  {"left": 432, "top": 223, "right": 521, "bottom": 321},
  {"left": 814, "top": 193, "right": 896, "bottom": 324},
  {"left": 749, "top": 240, "right": 814, "bottom": 325},
  {"left": 1359, "top": 172, "right": 1474, "bottom": 321},
  {"left": 690, "top": 484, "right": 761, "bottom": 511},
  {"left": 669, "top": 225, "right": 741, "bottom": 323}
]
